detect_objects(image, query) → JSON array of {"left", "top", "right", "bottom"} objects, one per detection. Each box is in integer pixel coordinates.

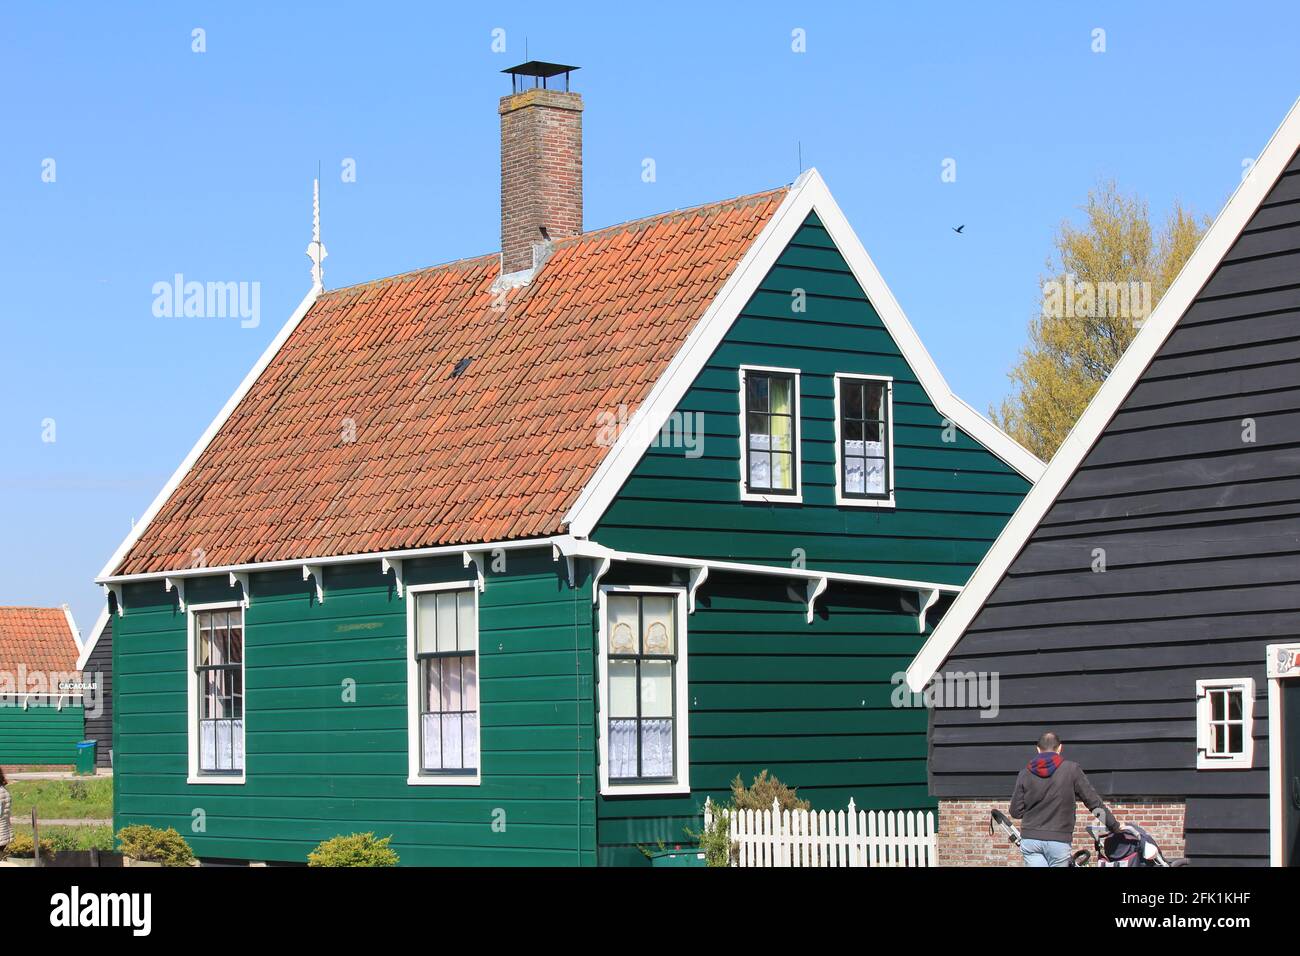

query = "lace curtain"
[{"left": 609, "top": 718, "right": 672, "bottom": 778}]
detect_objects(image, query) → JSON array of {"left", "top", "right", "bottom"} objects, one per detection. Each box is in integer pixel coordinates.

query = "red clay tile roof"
[
  {"left": 117, "top": 187, "right": 788, "bottom": 574},
  {"left": 0, "top": 607, "right": 80, "bottom": 675}
]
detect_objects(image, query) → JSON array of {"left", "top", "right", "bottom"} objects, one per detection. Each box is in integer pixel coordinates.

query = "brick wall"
[
  {"left": 938, "top": 798, "right": 1186, "bottom": 866},
  {"left": 499, "top": 88, "right": 583, "bottom": 274}
]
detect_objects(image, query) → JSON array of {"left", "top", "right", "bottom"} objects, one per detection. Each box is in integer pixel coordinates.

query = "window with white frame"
[
  {"left": 193, "top": 607, "right": 244, "bottom": 776},
  {"left": 742, "top": 367, "right": 799, "bottom": 496},
  {"left": 603, "top": 591, "right": 686, "bottom": 789},
  {"left": 412, "top": 587, "right": 479, "bottom": 778},
  {"left": 836, "top": 375, "right": 892, "bottom": 502},
  {"left": 1196, "top": 677, "right": 1254, "bottom": 769}
]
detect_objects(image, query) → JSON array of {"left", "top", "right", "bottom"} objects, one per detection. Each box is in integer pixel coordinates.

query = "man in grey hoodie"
[{"left": 1010, "top": 732, "right": 1120, "bottom": 867}]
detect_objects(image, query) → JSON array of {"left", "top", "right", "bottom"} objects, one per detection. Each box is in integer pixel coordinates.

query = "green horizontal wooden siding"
[
  {"left": 0, "top": 702, "right": 85, "bottom": 766},
  {"left": 594, "top": 212, "right": 1030, "bottom": 586},
  {"left": 112, "top": 551, "right": 595, "bottom": 866},
  {"left": 591, "top": 213, "right": 1030, "bottom": 862}
]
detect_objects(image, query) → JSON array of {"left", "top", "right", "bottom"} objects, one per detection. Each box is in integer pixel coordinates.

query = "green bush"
[
  {"left": 307, "top": 832, "right": 400, "bottom": 867},
  {"left": 696, "top": 808, "right": 735, "bottom": 867},
  {"left": 6, "top": 832, "right": 55, "bottom": 859},
  {"left": 729, "top": 770, "right": 810, "bottom": 813},
  {"left": 116, "top": 825, "right": 195, "bottom": 866}
]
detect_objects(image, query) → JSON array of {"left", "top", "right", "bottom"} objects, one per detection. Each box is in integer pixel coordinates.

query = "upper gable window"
[
  {"left": 835, "top": 374, "right": 893, "bottom": 506},
  {"left": 1196, "top": 678, "right": 1254, "bottom": 770},
  {"left": 741, "top": 366, "right": 800, "bottom": 500}
]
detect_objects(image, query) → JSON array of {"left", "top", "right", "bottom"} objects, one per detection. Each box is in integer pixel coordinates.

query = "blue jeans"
[{"left": 1020, "top": 838, "right": 1072, "bottom": 867}]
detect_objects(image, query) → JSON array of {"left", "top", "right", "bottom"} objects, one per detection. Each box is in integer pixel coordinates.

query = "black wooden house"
[{"left": 907, "top": 97, "right": 1300, "bottom": 867}]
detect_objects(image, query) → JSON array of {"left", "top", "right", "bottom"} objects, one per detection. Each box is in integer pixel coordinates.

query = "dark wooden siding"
[
  {"left": 930, "top": 148, "right": 1300, "bottom": 866},
  {"left": 84, "top": 617, "right": 113, "bottom": 767}
]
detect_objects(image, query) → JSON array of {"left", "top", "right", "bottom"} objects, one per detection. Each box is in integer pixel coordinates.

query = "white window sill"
[
  {"left": 601, "top": 781, "right": 690, "bottom": 797},
  {"left": 741, "top": 491, "right": 802, "bottom": 505},
  {"left": 836, "top": 494, "right": 896, "bottom": 509},
  {"left": 1196, "top": 755, "right": 1253, "bottom": 770},
  {"left": 407, "top": 773, "right": 481, "bottom": 787},
  {"left": 187, "top": 774, "right": 245, "bottom": 786}
]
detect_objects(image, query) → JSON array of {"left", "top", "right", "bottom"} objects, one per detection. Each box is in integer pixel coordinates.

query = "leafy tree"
[{"left": 993, "top": 181, "right": 1207, "bottom": 460}]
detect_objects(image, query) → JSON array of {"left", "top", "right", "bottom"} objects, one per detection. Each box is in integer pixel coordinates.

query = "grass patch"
[{"left": 7, "top": 778, "right": 112, "bottom": 820}]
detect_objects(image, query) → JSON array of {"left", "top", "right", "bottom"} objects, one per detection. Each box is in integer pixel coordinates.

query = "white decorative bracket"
[
  {"left": 917, "top": 588, "right": 940, "bottom": 634},
  {"left": 591, "top": 556, "right": 612, "bottom": 605},
  {"left": 104, "top": 583, "right": 126, "bottom": 617},
  {"left": 687, "top": 566, "right": 709, "bottom": 614},
  {"left": 805, "top": 576, "right": 828, "bottom": 624},
  {"left": 463, "top": 552, "right": 486, "bottom": 592},
  {"left": 381, "top": 558, "right": 405, "bottom": 597},
  {"left": 165, "top": 576, "right": 187, "bottom": 611},
  {"left": 551, "top": 542, "right": 576, "bottom": 588},
  {"left": 230, "top": 572, "right": 251, "bottom": 608},
  {"left": 303, "top": 564, "right": 324, "bottom": 603}
]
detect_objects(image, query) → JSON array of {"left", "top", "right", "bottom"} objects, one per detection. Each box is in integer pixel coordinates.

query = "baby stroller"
[{"left": 1085, "top": 821, "right": 1188, "bottom": 867}]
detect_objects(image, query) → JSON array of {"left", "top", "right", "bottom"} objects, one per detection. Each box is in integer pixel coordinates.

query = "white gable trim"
[
  {"left": 906, "top": 97, "right": 1300, "bottom": 694},
  {"left": 75, "top": 607, "right": 109, "bottom": 672},
  {"left": 96, "top": 283, "right": 322, "bottom": 580},
  {"left": 563, "top": 168, "right": 1042, "bottom": 538}
]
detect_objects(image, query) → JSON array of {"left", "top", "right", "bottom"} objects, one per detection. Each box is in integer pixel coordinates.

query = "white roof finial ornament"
[{"left": 306, "top": 177, "right": 328, "bottom": 289}]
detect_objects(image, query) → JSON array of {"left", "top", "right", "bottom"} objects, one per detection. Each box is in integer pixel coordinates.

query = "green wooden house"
[
  {"left": 97, "top": 64, "right": 1040, "bottom": 865},
  {"left": 0, "top": 606, "right": 86, "bottom": 769}
]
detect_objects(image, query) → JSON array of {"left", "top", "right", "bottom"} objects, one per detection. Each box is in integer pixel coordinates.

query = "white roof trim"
[
  {"left": 75, "top": 606, "right": 110, "bottom": 671},
  {"left": 906, "top": 96, "right": 1300, "bottom": 693},
  {"left": 563, "top": 168, "right": 1043, "bottom": 538},
  {"left": 96, "top": 282, "right": 323, "bottom": 580},
  {"left": 61, "top": 603, "right": 81, "bottom": 649}
]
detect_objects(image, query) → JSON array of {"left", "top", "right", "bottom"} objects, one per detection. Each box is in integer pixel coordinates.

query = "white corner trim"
[
  {"left": 562, "top": 168, "right": 1041, "bottom": 539},
  {"left": 405, "top": 581, "right": 482, "bottom": 787},
  {"left": 833, "top": 372, "right": 896, "bottom": 508},
  {"left": 687, "top": 565, "right": 709, "bottom": 614},
  {"left": 103, "top": 583, "right": 126, "bottom": 618},
  {"left": 186, "top": 600, "right": 247, "bottom": 786},
  {"left": 906, "top": 97, "right": 1300, "bottom": 695},
  {"left": 1194, "top": 677, "right": 1255, "bottom": 770},
  {"left": 1266, "top": 643, "right": 1300, "bottom": 866},
  {"left": 596, "top": 584, "right": 691, "bottom": 797},
  {"left": 738, "top": 364, "right": 804, "bottom": 503},
  {"left": 917, "top": 589, "right": 941, "bottom": 634},
  {"left": 97, "top": 284, "right": 322, "bottom": 581},
  {"left": 463, "top": 551, "right": 486, "bottom": 592},
  {"left": 75, "top": 607, "right": 111, "bottom": 671},
  {"left": 804, "top": 576, "right": 828, "bottom": 624}
]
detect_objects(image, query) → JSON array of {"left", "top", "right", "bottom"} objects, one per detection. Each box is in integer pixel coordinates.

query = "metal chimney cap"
[{"left": 502, "top": 61, "right": 579, "bottom": 92}]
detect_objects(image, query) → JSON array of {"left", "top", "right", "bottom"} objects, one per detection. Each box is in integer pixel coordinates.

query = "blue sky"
[{"left": 2, "top": 1, "right": 1297, "bottom": 636}]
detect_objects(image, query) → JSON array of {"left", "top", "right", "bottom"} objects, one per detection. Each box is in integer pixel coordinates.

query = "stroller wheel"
[{"left": 1070, "top": 849, "right": 1091, "bottom": 867}]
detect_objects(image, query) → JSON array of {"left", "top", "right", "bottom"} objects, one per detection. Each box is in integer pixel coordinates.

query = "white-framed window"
[
  {"left": 834, "top": 373, "right": 894, "bottom": 507},
  {"left": 739, "top": 365, "right": 802, "bottom": 502},
  {"left": 187, "top": 602, "right": 246, "bottom": 785},
  {"left": 407, "top": 582, "right": 481, "bottom": 785},
  {"left": 1196, "top": 677, "right": 1255, "bottom": 769},
  {"left": 597, "top": 585, "right": 690, "bottom": 796}
]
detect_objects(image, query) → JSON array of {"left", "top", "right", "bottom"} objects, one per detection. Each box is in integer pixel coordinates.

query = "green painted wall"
[
  {"left": 595, "top": 212, "right": 1030, "bottom": 585},
  {"left": 113, "top": 551, "right": 595, "bottom": 865},
  {"left": 591, "top": 213, "right": 1031, "bottom": 862},
  {"left": 0, "top": 702, "right": 85, "bottom": 766}
]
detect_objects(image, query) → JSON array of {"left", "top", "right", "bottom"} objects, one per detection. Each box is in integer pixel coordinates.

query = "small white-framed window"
[
  {"left": 407, "top": 582, "right": 481, "bottom": 785},
  {"left": 1196, "top": 677, "right": 1255, "bottom": 769},
  {"left": 834, "top": 373, "right": 894, "bottom": 507},
  {"left": 597, "top": 585, "right": 690, "bottom": 796},
  {"left": 739, "top": 365, "right": 802, "bottom": 503},
  {"left": 187, "top": 602, "right": 246, "bottom": 785}
]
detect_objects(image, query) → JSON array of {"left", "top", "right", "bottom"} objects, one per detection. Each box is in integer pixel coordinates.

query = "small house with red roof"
[
  {"left": 97, "top": 63, "right": 1040, "bottom": 865},
  {"left": 0, "top": 605, "right": 86, "bottom": 769}
]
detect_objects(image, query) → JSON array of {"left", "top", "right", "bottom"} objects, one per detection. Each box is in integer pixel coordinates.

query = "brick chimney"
[{"left": 499, "top": 62, "right": 583, "bottom": 277}]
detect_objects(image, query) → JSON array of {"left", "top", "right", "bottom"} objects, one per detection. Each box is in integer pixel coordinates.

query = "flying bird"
[{"left": 952, "top": 224, "right": 965, "bottom": 234}]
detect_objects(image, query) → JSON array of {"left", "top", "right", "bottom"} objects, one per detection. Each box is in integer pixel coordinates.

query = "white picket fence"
[{"left": 704, "top": 797, "right": 936, "bottom": 867}]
